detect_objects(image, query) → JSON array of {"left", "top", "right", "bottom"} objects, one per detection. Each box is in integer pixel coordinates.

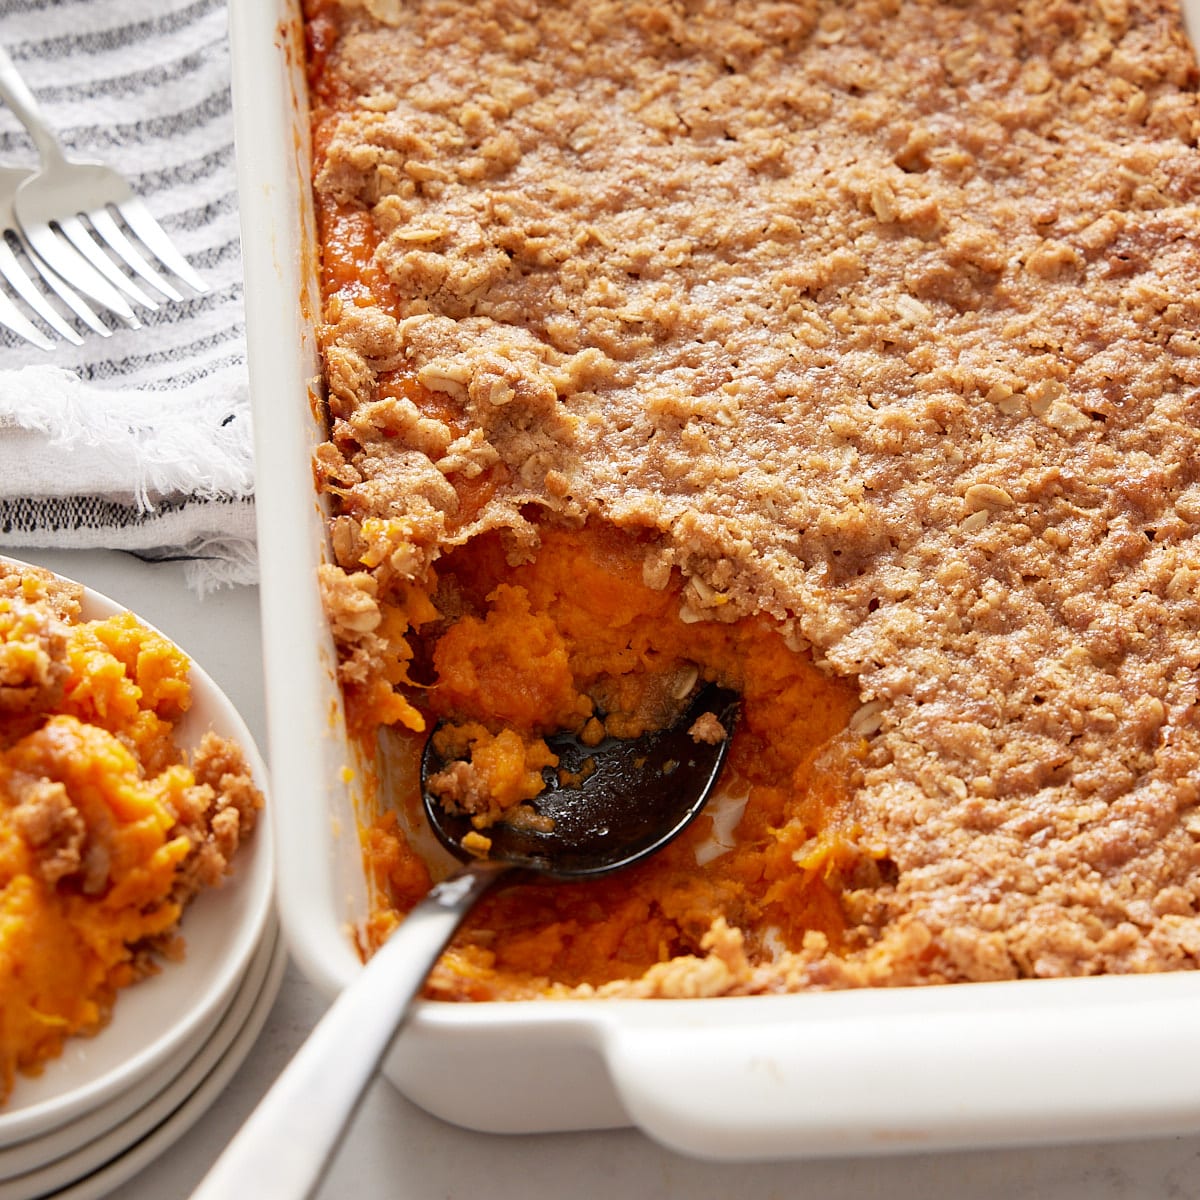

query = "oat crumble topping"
[{"left": 312, "top": 0, "right": 1200, "bottom": 989}]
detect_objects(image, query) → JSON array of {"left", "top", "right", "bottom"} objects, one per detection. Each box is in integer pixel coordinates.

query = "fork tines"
[
  {"left": 0, "top": 192, "right": 209, "bottom": 350},
  {"left": 0, "top": 43, "right": 209, "bottom": 348},
  {"left": 39, "top": 198, "right": 209, "bottom": 319}
]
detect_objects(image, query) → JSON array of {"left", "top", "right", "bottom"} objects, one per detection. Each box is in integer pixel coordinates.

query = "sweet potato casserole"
[
  {"left": 306, "top": 0, "right": 1200, "bottom": 998},
  {"left": 0, "top": 563, "right": 261, "bottom": 1103}
]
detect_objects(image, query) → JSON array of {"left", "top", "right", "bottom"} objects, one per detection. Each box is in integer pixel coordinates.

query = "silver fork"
[
  {"left": 0, "top": 44, "right": 207, "bottom": 326},
  {"left": 0, "top": 163, "right": 109, "bottom": 347}
]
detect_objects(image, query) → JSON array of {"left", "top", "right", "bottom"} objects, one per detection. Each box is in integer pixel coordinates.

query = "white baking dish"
[{"left": 229, "top": 0, "right": 1200, "bottom": 1158}]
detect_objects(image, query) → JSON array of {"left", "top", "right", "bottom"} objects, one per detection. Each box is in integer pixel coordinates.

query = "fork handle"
[{"left": 0, "top": 45, "right": 66, "bottom": 168}]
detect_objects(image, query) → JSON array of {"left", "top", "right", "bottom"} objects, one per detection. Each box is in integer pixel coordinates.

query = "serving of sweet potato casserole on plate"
[
  {"left": 299, "top": 0, "right": 1200, "bottom": 1004},
  {"left": 0, "top": 560, "right": 263, "bottom": 1107}
]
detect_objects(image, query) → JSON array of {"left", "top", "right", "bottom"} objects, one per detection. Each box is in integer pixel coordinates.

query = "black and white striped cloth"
[{"left": 0, "top": 0, "right": 254, "bottom": 591}]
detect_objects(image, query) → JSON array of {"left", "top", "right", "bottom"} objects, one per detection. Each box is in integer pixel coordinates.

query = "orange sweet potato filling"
[
  {"left": 0, "top": 718, "right": 193, "bottom": 1095},
  {"left": 362, "top": 523, "right": 870, "bottom": 998}
]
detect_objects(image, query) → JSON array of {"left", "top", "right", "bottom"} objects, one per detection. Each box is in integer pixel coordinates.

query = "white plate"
[
  {"left": 0, "top": 558, "right": 275, "bottom": 1147},
  {"left": 0, "top": 912, "right": 279, "bottom": 1183},
  {"left": 0, "top": 998, "right": 223, "bottom": 1178},
  {"left": 0, "top": 921, "right": 287, "bottom": 1200}
]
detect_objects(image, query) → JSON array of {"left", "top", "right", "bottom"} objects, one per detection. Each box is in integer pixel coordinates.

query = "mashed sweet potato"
[
  {"left": 344, "top": 524, "right": 868, "bottom": 997},
  {"left": 0, "top": 563, "right": 261, "bottom": 1104}
]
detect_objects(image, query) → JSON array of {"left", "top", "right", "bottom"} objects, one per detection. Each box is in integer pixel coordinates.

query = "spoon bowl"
[
  {"left": 191, "top": 681, "right": 740, "bottom": 1200},
  {"left": 423, "top": 682, "right": 740, "bottom": 877}
]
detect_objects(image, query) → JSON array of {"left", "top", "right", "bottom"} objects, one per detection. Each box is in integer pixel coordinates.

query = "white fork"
[
  {"left": 0, "top": 163, "right": 110, "bottom": 348},
  {"left": 0, "top": 44, "right": 208, "bottom": 325}
]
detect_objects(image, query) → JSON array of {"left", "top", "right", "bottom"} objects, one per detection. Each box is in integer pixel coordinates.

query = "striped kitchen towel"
[{"left": 0, "top": 0, "right": 255, "bottom": 591}]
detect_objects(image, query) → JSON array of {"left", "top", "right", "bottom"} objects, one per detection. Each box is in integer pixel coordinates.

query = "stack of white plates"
[{"left": 0, "top": 562, "right": 279, "bottom": 1200}]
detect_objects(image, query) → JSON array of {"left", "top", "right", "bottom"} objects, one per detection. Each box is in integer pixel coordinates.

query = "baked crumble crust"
[{"left": 313, "top": 0, "right": 1200, "bottom": 988}]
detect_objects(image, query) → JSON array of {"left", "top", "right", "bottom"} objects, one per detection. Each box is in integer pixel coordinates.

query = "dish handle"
[{"left": 601, "top": 988, "right": 1200, "bottom": 1159}]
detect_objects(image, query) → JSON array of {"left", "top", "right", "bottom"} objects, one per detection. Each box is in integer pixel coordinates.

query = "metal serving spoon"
[{"left": 190, "top": 683, "right": 739, "bottom": 1200}]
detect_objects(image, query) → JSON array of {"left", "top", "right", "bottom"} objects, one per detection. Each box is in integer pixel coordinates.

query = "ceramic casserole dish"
[{"left": 229, "top": 0, "right": 1200, "bottom": 1158}]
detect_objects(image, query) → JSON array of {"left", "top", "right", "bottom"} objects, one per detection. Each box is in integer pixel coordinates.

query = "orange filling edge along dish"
[{"left": 305, "top": 0, "right": 1200, "bottom": 1000}]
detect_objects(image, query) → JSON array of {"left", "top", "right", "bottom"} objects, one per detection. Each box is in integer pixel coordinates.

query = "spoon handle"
[{"left": 189, "top": 860, "right": 508, "bottom": 1200}]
